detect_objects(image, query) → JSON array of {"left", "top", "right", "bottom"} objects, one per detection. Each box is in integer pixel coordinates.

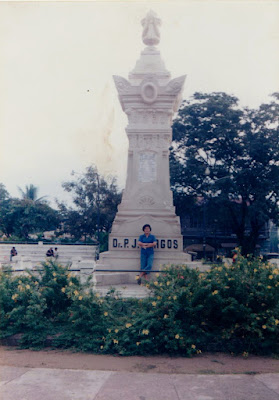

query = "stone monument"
[{"left": 97, "top": 11, "right": 191, "bottom": 280}]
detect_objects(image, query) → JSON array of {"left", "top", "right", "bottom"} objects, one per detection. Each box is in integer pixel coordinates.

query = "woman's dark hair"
[{"left": 142, "top": 224, "right": 152, "bottom": 231}]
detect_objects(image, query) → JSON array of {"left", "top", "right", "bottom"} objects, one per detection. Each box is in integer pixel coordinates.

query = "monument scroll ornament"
[{"left": 97, "top": 11, "right": 191, "bottom": 279}]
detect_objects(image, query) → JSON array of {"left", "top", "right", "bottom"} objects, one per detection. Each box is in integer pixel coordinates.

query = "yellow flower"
[
  {"left": 274, "top": 319, "right": 279, "bottom": 325},
  {"left": 157, "top": 296, "right": 161, "bottom": 300},
  {"left": 26, "top": 284, "right": 31, "bottom": 290},
  {"left": 262, "top": 325, "right": 267, "bottom": 329},
  {"left": 136, "top": 342, "right": 141, "bottom": 346},
  {"left": 166, "top": 281, "right": 170, "bottom": 286},
  {"left": 74, "top": 290, "right": 79, "bottom": 296},
  {"left": 212, "top": 290, "right": 218, "bottom": 295},
  {"left": 61, "top": 287, "right": 66, "bottom": 293},
  {"left": 175, "top": 334, "right": 180, "bottom": 339},
  {"left": 113, "top": 339, "right": 118, "bottom": 344},
  {"left": 69, "top": 282, "right": 73, "bottom": 286},
  {"left": 152, "top": 301, "right": 157, "bottom": 307},
  {"left": 156, "top": 273, "right": 160, "bottom": 277},
  {"left": 107, "top": 329, "right": 111, "bottom": 332},
  {"left": 164, "top": 314, "right": 168, "bottom": 319},
  {"left": 115, "top": 329, "right": 119, "bottom": 333},
  {"left": 267, "top": 286, "right": 272, "bottom": 289},
  {"left": 154, "top": 281, "right": 158, "bottom": 286},
  {"left": 269, "top": 275, "right": 273, "bottom": 280},
  {"left": 197, "top": 350, "right": 202, "bottom": 354},
  {"left": 191, "top": 344, "right": 196, "bottom": 349},
  {"left": 95, "top": 293, "right": 100, "bottom": 297},
  {"left": 100, "top": 345, "right": 104, "bottom": 349},
  {"left": 104, "top": 312, "right": 108, "bottom": 316},
  {"left": 142, "top": 329, "right": 149, "bottom": 335},
  {"left": 173, "top": 296, "right": 177, "bottom": 300},
  {"left": 254, "top": 269, "right": 258, "bottom": 273},
  {"left": 78, "top": 296, "right": 83, "bottom": 301},
  {"left": 242, "top": 352, "right": 249, "bottom": 358},
  {"left": 126, "top": 323, "right": 132, "bottom": 328},
  {"left": 34, "top": 281, "right": 39, "bottom": 285},
  {"left": 53, "top": 272, "right": 56, "bottom": 277},
  {"left": 12, "top": 294, "right": 18, "bottom": 300}
]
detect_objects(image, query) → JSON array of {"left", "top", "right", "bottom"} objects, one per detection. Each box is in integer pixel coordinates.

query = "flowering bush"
[
  {"left": 145, "top": 257, "right": 279, "bottom": 355},
  {"left": 0, "top": 256, "right": 278, "bottom": 355}
]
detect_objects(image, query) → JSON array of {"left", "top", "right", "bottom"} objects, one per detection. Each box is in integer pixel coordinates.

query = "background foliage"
[{"left": 170, "top": 92, "right": 279, "bottom": 256}]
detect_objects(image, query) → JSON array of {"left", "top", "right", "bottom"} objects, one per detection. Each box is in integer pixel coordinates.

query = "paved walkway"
[{"left": 1, "top": 365, "right": 279, "bottom": 400}]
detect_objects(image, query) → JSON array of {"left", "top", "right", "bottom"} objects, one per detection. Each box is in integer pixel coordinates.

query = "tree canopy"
[
  {"left": 59, "top": 165, "right": 121, "bottom": 248},
  {"left": 0, "top": 184, "right": 60, "bottom": 239},
  {"left": 170, "top": 92, "right": 279, "bottom": 256}
]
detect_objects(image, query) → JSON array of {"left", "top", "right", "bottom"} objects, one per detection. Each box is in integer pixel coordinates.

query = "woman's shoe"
[{"left": 137, "top": 277, "right": 142, "bottom": 285}]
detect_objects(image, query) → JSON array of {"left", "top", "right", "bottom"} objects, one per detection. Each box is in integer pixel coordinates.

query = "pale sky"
[{"left": 0, "top": 0, "right": 278, "bottom": 207}]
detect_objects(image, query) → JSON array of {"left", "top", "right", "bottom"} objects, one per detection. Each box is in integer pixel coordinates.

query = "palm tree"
[{"left": 18, "top": 184, "right": 47, "bottom": 203}]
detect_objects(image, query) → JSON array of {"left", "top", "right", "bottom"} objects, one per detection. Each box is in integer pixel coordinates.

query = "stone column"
[{"left": 98, "top": 11, "right": 191, "bottom": 274}]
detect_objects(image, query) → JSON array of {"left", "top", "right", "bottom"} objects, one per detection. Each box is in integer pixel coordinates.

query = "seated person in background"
[
  {"left": 46, "top": 247, "right": 54, "bottom": 257},
  {"left": 232, "top": 249, "right": 238, "bottom": 264},
  {"left": 10, "top": 247, "right": 17, "bottom": 261}
]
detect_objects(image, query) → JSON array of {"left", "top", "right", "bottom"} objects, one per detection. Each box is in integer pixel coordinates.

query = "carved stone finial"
[{"left": 141, "top": 10, "right": 161, "bottom": 46}]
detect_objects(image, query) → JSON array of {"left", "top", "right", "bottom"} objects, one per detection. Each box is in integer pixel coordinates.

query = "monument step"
[
  {"left": 94, "top": 284, "right": 150, "bottom": 298},
  {"left": 93, "top": 272, "right": 137, "bottom": 286}
]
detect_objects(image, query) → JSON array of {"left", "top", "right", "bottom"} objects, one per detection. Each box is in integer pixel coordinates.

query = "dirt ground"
[{"left": 1, "top": 346, "right": 279, "bottom": 374}]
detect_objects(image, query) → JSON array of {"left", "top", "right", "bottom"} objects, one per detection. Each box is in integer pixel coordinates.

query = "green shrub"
[
  {"left": 144, "top": 257, "right": 279, "bottom": 356},
  {"left": 0, "top": 256, "right": 278, "bottom": 355}
]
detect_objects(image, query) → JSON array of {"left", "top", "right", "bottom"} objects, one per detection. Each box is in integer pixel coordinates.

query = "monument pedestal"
[{"left": 96, "top": 11, "right": 191, "bottom": 283}]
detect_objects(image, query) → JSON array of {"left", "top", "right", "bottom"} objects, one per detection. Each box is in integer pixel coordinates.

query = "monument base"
[{"left": 95, "top": 249, "right": 191, "bottom": 285}]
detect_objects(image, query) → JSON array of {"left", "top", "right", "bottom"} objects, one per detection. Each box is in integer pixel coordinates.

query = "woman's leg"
[
  {"left": 142, "top": 254, "right": 154, "bottom": 281},
  {"left": 140, "top": 252, "right": 147, "bottom": 278}
]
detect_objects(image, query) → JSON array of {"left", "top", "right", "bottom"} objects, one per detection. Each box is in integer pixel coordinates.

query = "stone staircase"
[{"left": 0, "top": 243, "right": 97, "bottom": 268}]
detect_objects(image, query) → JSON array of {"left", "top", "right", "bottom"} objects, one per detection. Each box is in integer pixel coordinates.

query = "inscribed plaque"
[{"left": 138, "top": 152, "right": 157, "bottom": 182}]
